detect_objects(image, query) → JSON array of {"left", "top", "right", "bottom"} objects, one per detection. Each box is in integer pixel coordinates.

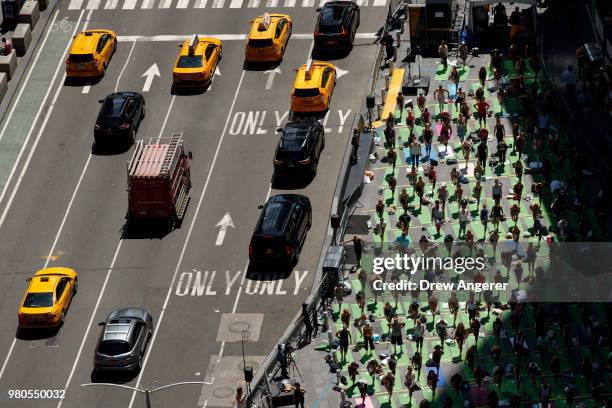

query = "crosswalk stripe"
[
  {"left": 319, "top": 0, "right": 331, "bottom": 6},
  {"left": 372, "top": 0, "right": 385, "bottom": 5},
  {"left": 265, "top": 0, "right": 278, "bottom": 6},
  {"left": 229, "top": 0, "right": 242, "bottom": 7},
  {"left": 193, "top": 0, "right": 207, "bottom": 6},
  {"left": 86, "top": 0, "right": 101, "bottom": 9},
  {"left": 123, "top": 0, "right": 137, "bottom": 8},
  {"left": 356, "top": 0, "right": 368, "bottom": 5},
  {"left": 301, "top": 0, "right": 314, "bottom": 7},
  {"left": 68, "top": 0, "right": 83, "bottom": 9},
  {"left": 158, "top": 0, "right": 172, "bottom": 7},
  {"left": 176, "top": 0, "right": 190, "bottom": 7},
  {"left": 211, "top": 0, "right": 225, "bottom": 7},
  {"left": 104, "top": 0, "right": 118, "bottom": 8},
  {"left": 283, "top": 0, "right": 295, "bottom": 6},
  {"left": 141, "top": 0, "right": 155, "bottom": 7},
  {"left": 247, "top": 0, "right": 259, "bottom": 6}
]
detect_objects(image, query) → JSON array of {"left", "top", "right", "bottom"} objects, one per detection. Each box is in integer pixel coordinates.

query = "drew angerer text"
[{"left": 372, "top": 280, "right": 509, "bottom": 293}]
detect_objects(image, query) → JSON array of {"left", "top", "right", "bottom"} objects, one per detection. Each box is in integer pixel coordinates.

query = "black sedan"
[
  {"left": 314, "top": 1, "right": 360, "bottom": 50},
  {"left": 273, "top": 120, "right": 325, "bottom": 177},
  {"left": 93, "top": 308, "right": 153, "bottom": 373},
  {"left": 94, "top": 92, "right": 145, "bottom": 146}
]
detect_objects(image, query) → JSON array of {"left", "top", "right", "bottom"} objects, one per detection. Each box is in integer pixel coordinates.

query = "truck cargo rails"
[{"left": 126, "top": 133, "right": 192, "bottom": 226}]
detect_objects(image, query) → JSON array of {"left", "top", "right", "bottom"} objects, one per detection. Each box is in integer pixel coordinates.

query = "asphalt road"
[{"left": 0, "top": 2, "right": 386, "bottom": 407}]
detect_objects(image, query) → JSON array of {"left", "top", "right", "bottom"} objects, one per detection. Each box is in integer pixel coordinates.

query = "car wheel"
[{"left": 73, "top": 278, "right": 78, "bottom": 294}]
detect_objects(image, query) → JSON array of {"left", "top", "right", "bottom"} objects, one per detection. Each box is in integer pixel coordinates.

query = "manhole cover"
[
  {"left": 238, "top": 360, "right": 261, "bottom": 371},
  {"left": 212, "top": 386, "right": 234, "bottom": 398},
  {"left": 228, "top": 321, "right": 251, "bottom": 333}
]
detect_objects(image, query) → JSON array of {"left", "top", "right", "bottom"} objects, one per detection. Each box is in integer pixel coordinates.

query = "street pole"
[{"left": 81, "top": 381, "right": 211, "bottom": 408}]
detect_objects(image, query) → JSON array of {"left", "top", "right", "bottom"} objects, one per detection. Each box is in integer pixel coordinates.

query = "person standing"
[
  {"left": 434, "top": 85, "right": 449, "bottom": 116},
  {"left": 387, "top": 147, "right": 397, "bottom": 172},
  {"left": 1, "top": 37, "right": 12, "bottom": 56},
  {"left": 457, "top": 113, "right": 467, "bottom": 143},
  {"left": 235, "top": 387, "right": 247, "bottom": 408},
  {"left": 383, "top": 371, "right": 395, "bottom": 401},
  {"left": 406, "top": 108, "right": 415, "bottom": 133},
  {"left": 497, "top": 140, "right": 508, "bottom": 164},
  {"left": 458, "top": 207, "right": 470, "bottom": 238},
  {"left": 409, "top": 139, "right": 421, "bottom": 166},
  {"left": 561, "top": 65, "right": 577, "bottom": 99},
  {"left": 340, "top": 235, "right": 363, "bottom": 268},
  {"left": 428, "top": 166, "right": 437, "bottom": 193},
  {"left": 376, "top": 217, "right": 386, "bottom": 243},
  {"left": 491, "top": 202, "right": 503, "bottom": 232},
  {"left": 470, "top": 317, "right": 481, "bottom": 347},
  {"left": 399, "top": 188, "right": 409, "bottom": 213},
  {"left": 384, "top": 121, "right": 395, "bottom": 146},
  {"left": 474, "top": 98, "right": 490, "bottom": 129},
  {"left": 478, "top": 66, "right": 487, "bottom": 88},
  {"left": 492, "top": 179, "right": 503, "bottom": 204},
  {"left": 376, "top": 199, "right": 385, "bottom": 219},
  {"left": 510, "top": 203, "right": 520, "bottom": 226},
  {"left": 389, "top": 316, "right": 405, "bottom": 355},
  {"left": 381, "top": 32, "right": 396, "bottom": 64},
  {"left": 404, "top": 366, "right": 416, "bottom": 402},
  {"left": 454, "top": 322, "right": 466, "bottom": 359},
  {"left": 415, "top": 176, "right": 426, "bottom": 209},
  {"left": 388, "top": 174, "right": 397, "bottom": 199},
  {"left": 474, "top": 180, "right": 483, "bottom": 210},
  {"left": 432, "top": 200, "right": 445, "bottom": 234},
  {"left": 438, "top": 185, "right": 448, "bottom": 213},
  {"left": 301, "top": 303, "right": 313, "bottom": 342},
  {"left": 461, "top": 138, "right": 472, "bottom": 168},
  {"left": 513, "top": 180, "right": 523, "bottom": 202},
  {"left": 336, "top": 325, "right": 351, "bottom": 362},
  {"left": 514, "top": 160, "right": 523, "bottom": 181},
  {"left": 363, "top": 322, "right": 375, "bottom": 356},
  {"left": 413, "top": 320, "right": 425, "bottom": 353},
  {"left": 477, "top": 141, "right": 488, "bottom": 171},
  {"left": 293, "top": 383, "right": 305, "bottom": 408},
  {"left": 396, "top": 92, "right": 405, "bottom": 118},
  {"left": 438, "top": 40, "right": 448, "bottom": 68}
]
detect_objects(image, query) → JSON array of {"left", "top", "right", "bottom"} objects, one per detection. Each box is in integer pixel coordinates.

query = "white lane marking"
[
  {"left": 43, "top": 155, "right": 93, "bottom": 271},
  {"left": 211, "top": 0, "right": 225, "bottom": 6},
  {"left": 103, "top": 0, "right": 118, "bottom": 8},
  {"left": 115, "top": 41, "right": 137, "bottom": 92},
  {"left": 301, "top": 0, "right": 314, "bottom": 6},
  {"left": 157, "top": 96, "right": 176, "bottom": 139},
  {"left": 231, "top": 184, "right": 272, "bottom": 314},
  {"left": 356, "top": 0, "right": 368, "bottom": 5},
  {"left": 193, "top": 0, "right": 207, "bottom": 6},
  {"left": 127, "top": 70, "right": 247, "bottom": 408},
  {"left": 266, "top": 0, "right": 278, "bottom": 6},
  {"left": 141, "top": 0, "right": 155, "bottom": 7},
  {"left": 0, "top": 10, "right": 85, "bottom": 231},
  {"left": 123, "top": 0, "right": 138, "bottom": 8},
  {"left": 229, "top": 0, "right": 242, "bottom": 7},
  {"left": 247, "top": 0, "right": 259, "bottom": 6},
  {"left": 86, "top": 0, "right": 101, "bottom": 8},
  {"left": 176, "top": 0, "right": 190, "bottom": 7},
  {"left": 372, "top": 0, "right": 385, "bottom": 5},
  {"left": 56, "top": 241, "right": 124, "bottom": 408},
  {"left": 158, "top": 0, "right": 172, "bottom": 7},
  {"left": 81, "top": 85, "right": 90, "bottom": 94},
  {"left": 68, "top": 0, "right": 83, "bottom": 9},
  {"left": 0, "top": 9, "right": 59, "bottom": 144},
  {"left": 0, "top": 9, "right": 87, "bottom": 379},
  {"left": 117, "top": 33, "right": 376, "bottom": 42},
  {"left": 284, "top": 0, "right": 295, "bottom": 5}
]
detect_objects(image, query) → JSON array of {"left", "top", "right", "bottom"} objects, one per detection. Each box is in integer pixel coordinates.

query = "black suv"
[
  {"left": 273, "top": 121, "right": 325, "bottom": 177},
  {"left": 249, "top": 194, "right": 312, "bottom": 267},
  {"left": 314, "top": 1, "right": 360, "bottom": 50},
  {"left": 94, "top": 92, "right": 145, "bottom": 146}
]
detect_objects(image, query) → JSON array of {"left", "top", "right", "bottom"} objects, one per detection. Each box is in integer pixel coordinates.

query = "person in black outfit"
[
  {"left": 301, "top": 303, "right": 313, "bottom": 342},
  {"left": 477, "top": 142, "right": 488, "bottom": 170},
  {"left": 293, "top": 383, "right": 305, "bottom": 408}
]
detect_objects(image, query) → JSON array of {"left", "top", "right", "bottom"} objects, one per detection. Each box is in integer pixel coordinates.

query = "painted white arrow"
[
  {"left": 335, "top": 66, "right": 349, "bottom": 79},
  {"left": 209, "top": 65, "right": 222, "bottom": 90},
  {"left": 215, "top": 212, "right": 234, "bottom": 246},
  {"left": 141, "top": 63, "right": 160, "bottom": 92},
  {"left": 264, "top": 67, "right": 282, "bottom": 90}
]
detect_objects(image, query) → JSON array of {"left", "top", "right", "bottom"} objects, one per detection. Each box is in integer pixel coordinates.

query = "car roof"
[
  {"left": 319, "top": 1, "right": 352, "bottom": 23},
  {"left": 249, "top": 14, "right": 287, "bottom": 40},
  {"left": 295, "top": 62, "right": 334, "bottom": 88},
  {"left": 179, "top": 37, "right": 219, "bottom": 57},
  {"left": 71, "top": 30, "right": 109, "bottom": 54},
  {"left": 29, "top": 275, "right": 60, "bottom": 294},
  {"left": 268, "top": 194, "right": 309, "bottom": 205}
]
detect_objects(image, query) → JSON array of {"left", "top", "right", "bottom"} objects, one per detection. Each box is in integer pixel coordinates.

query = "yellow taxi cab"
[
  {"left": 290, "top": 60, "right": 336, "bottom": 113},
  {"left": 18, "top": 267, "right": 78, "bottom": 329},
  {"left": 66, "top": 29, "right": 117, "bottom": 77},
  {"left": 245, "top": 13, "right": 292, "bottom": 63},
  {"left": 173, "top": 34, "right": 222, "bottom": 87}
]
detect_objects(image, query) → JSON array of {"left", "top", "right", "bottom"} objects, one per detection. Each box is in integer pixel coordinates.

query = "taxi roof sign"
[
  {"left": 304, "top": 59, "right": 314, "bottom": 81},
  {"left": 189, "top": 34, "right": 200, "bottom": 53},
  {"left": 258, "top": 13, "right": 271, "bottom": 31}
]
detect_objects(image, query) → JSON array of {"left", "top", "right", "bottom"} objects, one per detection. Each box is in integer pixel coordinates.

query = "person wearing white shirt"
[
  {"left": 561, "top": 65, "right": 577, "bottom": 97},
  {"left": 458, "top": 207, "right": 470, "bottom": 238}
]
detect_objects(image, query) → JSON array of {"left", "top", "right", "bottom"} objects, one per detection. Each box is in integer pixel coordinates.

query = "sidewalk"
[{"left": 287, "top": 13, "right": 612, "bottom": 407}]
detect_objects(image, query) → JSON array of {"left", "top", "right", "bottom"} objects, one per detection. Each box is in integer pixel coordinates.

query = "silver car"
[{"left": 93, "top": 308, "right": 153, "bottom": 372}]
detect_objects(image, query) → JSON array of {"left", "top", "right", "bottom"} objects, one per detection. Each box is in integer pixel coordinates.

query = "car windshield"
[
  {"left": 68, "top": 53, "right": 94, "bottom": 63},
  {"left": 294, "top": 88, "right": 320, "bottom": 97},
  {"left": 23, "top": 292, "right": 54, "bottom": 308},
  {"left": 98, "top": 341, "right": 131, "bottom": 356},
  {"left": 277, "top": 128, "right": 309, "bottom": 158},
  {"left": 177, "top": 55, "right": 203, "bottom": 68},
  {"left": 101, "top": 97, "right": 125, "bottom": 117},
  {"left": 319, "top": 6, "right": 346, "bottom": 33}
]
